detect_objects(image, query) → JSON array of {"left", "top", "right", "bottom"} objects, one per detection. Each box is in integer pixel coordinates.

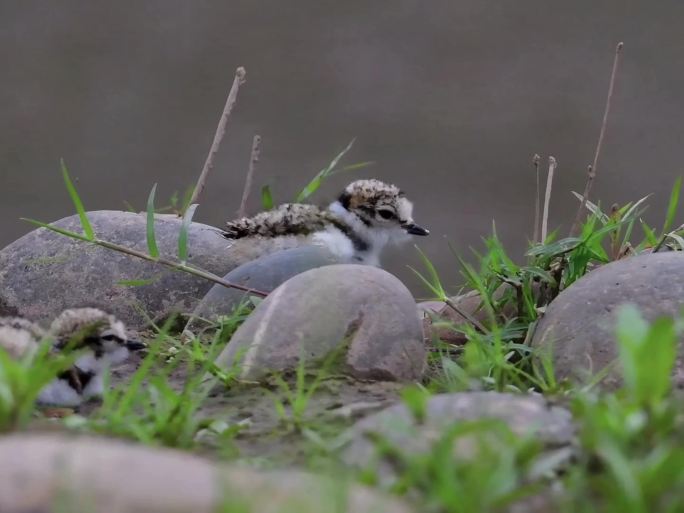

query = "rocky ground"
[{"left": 2, "top": 211, "right": 684, "bottom": 512}]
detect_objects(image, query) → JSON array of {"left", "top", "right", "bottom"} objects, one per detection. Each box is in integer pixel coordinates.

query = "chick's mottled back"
[{"left": 224, "top": 204, "right": 337, "bottom": 238}]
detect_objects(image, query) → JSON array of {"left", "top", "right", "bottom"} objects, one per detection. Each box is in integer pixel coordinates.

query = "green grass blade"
[
  {"left": 61, "top": 159, "right": 94, "bottom": 241},
  {"left": 411, "top": 245, "right": 446, "bottom": 299},
  {"left": 116, "top": 277, "right": 160, "bottom": 287},
  {"left": 21, "top": 218, "right": 92, "bottom": 242},
  {"left": 641, "top": 220, "right": 658, "bottom": 247},
  {"left": 261, "top": 185, "right": 274, "bottom": 210},
  {"left": 662, "top": 176, "right": 682, "bottom": 233},
  {"left": 295, "top": 138, "right": 356, "bottom": 202},
  {"left": 146, "top": 184, "right": 159, "bottom": 259},
  {"left": 178, "top": 203, "right": 198, "bottom": 264},
  {"left": 337, "top": 160, "right": 374, "bottom": 173},
  {"left": 571, "top": 191, "right": 609, "bottom": 224}
]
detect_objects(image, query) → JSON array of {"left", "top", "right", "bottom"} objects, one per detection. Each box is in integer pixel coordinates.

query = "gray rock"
[
  {"left": 186, "top": 245, "right": 341, "bottom": 332},
  {"left": 214, "top": 264, "right": 425, "bottom": 382},
  {"left": 531, "top": 252, "right": 684, "bottom": 388},
  {"left": 0, "top": 210, "right": 310, "bottom": 328},
  {"left": 0, "top": 433, "right": 412, "bottom": 513},
  {"left": 341, "top": 391, "right": 574, "bottom": 485}
]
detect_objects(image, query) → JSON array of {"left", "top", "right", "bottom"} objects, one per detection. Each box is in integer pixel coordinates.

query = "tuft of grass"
[
  {"left": 413, "top": 180, "right": 683, "bottom": 394},
  {"left": 260, "top": 185, "right": 274, "bottom": 210},
  {"left": 61, "top": 159, "right": 94, "bottom": 240},
  {"left": 563, "top": 305, "right": 684, "bottom": 512},
  {"left": 257, "top": 140, "right": 373, "bottom": 209},
  {"left": 363, "top": 418, "right": 543, "bottom": 513},
  {"left": 0, "top": 342, "right": 77, "bottom": 432},
  {"left": 268, "top": 343, "right": 348, "bottom": 430},
  {"left": 178, "top": 203, "right": 198, "bottom": 264},
  {"left": 68, "top": 325, "right": 227, "bottom": 449},
  {"left": 145, "top": 183, "right": 160, "bottom": 258}
]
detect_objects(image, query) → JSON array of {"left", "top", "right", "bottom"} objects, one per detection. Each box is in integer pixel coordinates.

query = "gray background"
[{"left": 2, "top": 1, "right": 683, "bottom": 293}]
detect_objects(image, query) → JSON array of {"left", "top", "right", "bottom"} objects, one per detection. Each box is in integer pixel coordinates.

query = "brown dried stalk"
[
  {"left": 532, "top": 154, "right": 541, "bottom": 243},
  {"left": 541, "top": 156, "right": 558, "bottom": 242},
  {"left": 94, "top": 237, "right": 268, "bottom": 297},
  {"left": 189, "top": 66, "right": 247, "bottom": 207},
  {"left": 237, "top": 134, "right": 262, "bottom": 218},
  {"left": 570, "top": 42, "right": 624, "bottom": 235},
  {"left": 444, "top": 297, "right": 488, "bottom": 334}
]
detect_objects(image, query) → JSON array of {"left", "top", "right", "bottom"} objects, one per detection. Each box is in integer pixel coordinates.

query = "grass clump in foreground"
[
  {"left": 356, "top": 305, "right": 684, "bottom": 513},
  {"left": 3, "top": 166, "right": 684, "bottom": 512}
]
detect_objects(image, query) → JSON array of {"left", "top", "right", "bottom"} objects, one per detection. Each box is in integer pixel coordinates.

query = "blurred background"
[{"left": 2, "top": 1, "right": 683, "bottom": 294}]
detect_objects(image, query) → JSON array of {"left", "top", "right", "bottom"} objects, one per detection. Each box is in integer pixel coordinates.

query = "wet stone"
[
  {"left": 214, "top": 264, "right": 426, "bottom": 382},
  {"left": 0, "top": 433, "right": 413, "bottom": 513},
  {"left": 531, "top": 252, "right": 684, "bottom": 389}
]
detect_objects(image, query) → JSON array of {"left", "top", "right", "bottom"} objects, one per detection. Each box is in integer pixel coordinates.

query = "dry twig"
[
  {"left": 237, "top": 134, "right": 261, "bottom": 218},
  {"left": 570, "top": 42, "right": 624, "bottom": 235},
  {"left": 532, "top": 154, "right": 541, "bottom": 243},
  {"left": 94, "top": 237, "right": 268, "bottom": 297},
  {"left": 444, "top": 297, "right": 488, "bottom": 334},
  {"left": 189, "top": 66, "right": 247, "bottom": 208},
  {"left": 541, "top": 156, "right": 558, "bottom": 242}
]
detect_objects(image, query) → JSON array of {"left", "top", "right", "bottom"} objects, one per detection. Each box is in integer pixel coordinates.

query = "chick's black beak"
[
  {"left": 125, "top": 339, "right": 146, "bottom": 351},
  {"left": 402, "top": 223, "right": 430, "bottom": 236}
]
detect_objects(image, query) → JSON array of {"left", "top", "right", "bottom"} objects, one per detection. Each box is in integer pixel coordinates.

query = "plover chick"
[
  {"left": 0, "top": 308, "right": 144, "bottom": 407},
  {"left": 223, "top": 179, "right": 429, "bottom": 266},
  {"left": 0, "top": 316, "right": 46, "bottom": 359}
]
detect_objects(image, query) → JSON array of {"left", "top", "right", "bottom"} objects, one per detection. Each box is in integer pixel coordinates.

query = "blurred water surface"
[{"left": 2, "top": 1, "right": 684, "bottom": 292}]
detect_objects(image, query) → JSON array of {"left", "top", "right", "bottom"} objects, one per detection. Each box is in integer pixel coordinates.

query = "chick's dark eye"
[
  {"left": 378, "top": 209, "right": 395, "bottom": 220},
  {"left": 101, "top": 334, "right": 121, "bottom": 342}
]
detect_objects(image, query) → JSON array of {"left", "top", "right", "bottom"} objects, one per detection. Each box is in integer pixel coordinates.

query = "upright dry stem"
[
  {"left": 570, "top": 42, "right": 624, "bottom": 235},
  {"left": 532, "top": 154, "right": 541, "bottom": 243},
  {"left": 237, "top": 134, "right": 262, "bottom": 218},
  {"left": 189, "top": 66, "right": 247, "bottom": 208},
  {"left": 541, "top": 156, "right": 558, "bottom": 242}
]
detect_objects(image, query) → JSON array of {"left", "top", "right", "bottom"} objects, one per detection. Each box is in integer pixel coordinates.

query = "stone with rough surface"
[
  {"left": 342, "top": 391, "right": 574, "bottom": 484},
  {"left": 0, "top": 210, "right": 311, "bottom": 328},
  {"left": 531, "top": 252, "right": 684, "bottom": 388},
  {"left": 0, "top": 433, "right": 411, "bottom": 513},
  {"left": 214, "top": 264, "right": 425, "bottom": 382}
]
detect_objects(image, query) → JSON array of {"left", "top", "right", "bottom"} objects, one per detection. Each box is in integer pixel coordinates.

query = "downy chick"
[
  {"left": 223, "top": 179, "right": 429, "bottom": 266},
  {"left": 0, "top": 308, "right": 144, "bottom": 407}
]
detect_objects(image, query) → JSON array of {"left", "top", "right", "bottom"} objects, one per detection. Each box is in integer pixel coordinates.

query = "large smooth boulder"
[
  {"left": 532, "top": 252, "right": 684, "bottom": 388},
  {"left": 186, "top": 246, "right": 341, "bottom": 333},
  {"left": 214, "top": 264, "right": 425, "bottom": 382},
  {"left": 342, "top": 391, "right": 574, "bottom": 484},
  {"left": 0, "top": 433, "right": 412, "bottom": 513},
  {"left": 0, "top": 210, "right": 312, "bottom": 328}
]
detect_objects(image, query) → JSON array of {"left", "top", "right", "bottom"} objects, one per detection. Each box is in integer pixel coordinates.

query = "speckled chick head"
[
  {"left": 49, "top": 308, "right": 144, "bottom": 371},
  {"left": 0, "top": 316, "right": 46, "bottom": 341},
  {"left": 0, "top": 317, "right": 45, "bottom": 360},
  {"left": 337, "top": 179, "right": 429, "bottom": 236}
]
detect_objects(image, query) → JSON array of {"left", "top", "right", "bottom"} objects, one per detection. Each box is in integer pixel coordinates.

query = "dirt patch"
[{"left": 59, "top": 350, "right": 404, "bottom": 467}]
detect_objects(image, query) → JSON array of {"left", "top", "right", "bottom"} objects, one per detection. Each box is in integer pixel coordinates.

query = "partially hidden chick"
[{"left": 0, "top": 308, "right": 144, "bottom": 407}]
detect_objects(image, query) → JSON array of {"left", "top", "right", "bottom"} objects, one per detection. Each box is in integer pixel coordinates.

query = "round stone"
[
  {"left": 186, "top": 246, "right": 341, "bottom": 333},
  {"left": 0, "top": 433, "right": 412, "bottom": 513},
  {"left": 214, "top": 264, "right": 426, "bottom": 382},
  {"left": 531, "top": 252, "right": 684, "bottom": 388},
  {"left": 341, "top": 391, "right": 574, "bottom": 484},
  {"left": 0, "top": 210, "right": 310, "bottom": 328}
]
